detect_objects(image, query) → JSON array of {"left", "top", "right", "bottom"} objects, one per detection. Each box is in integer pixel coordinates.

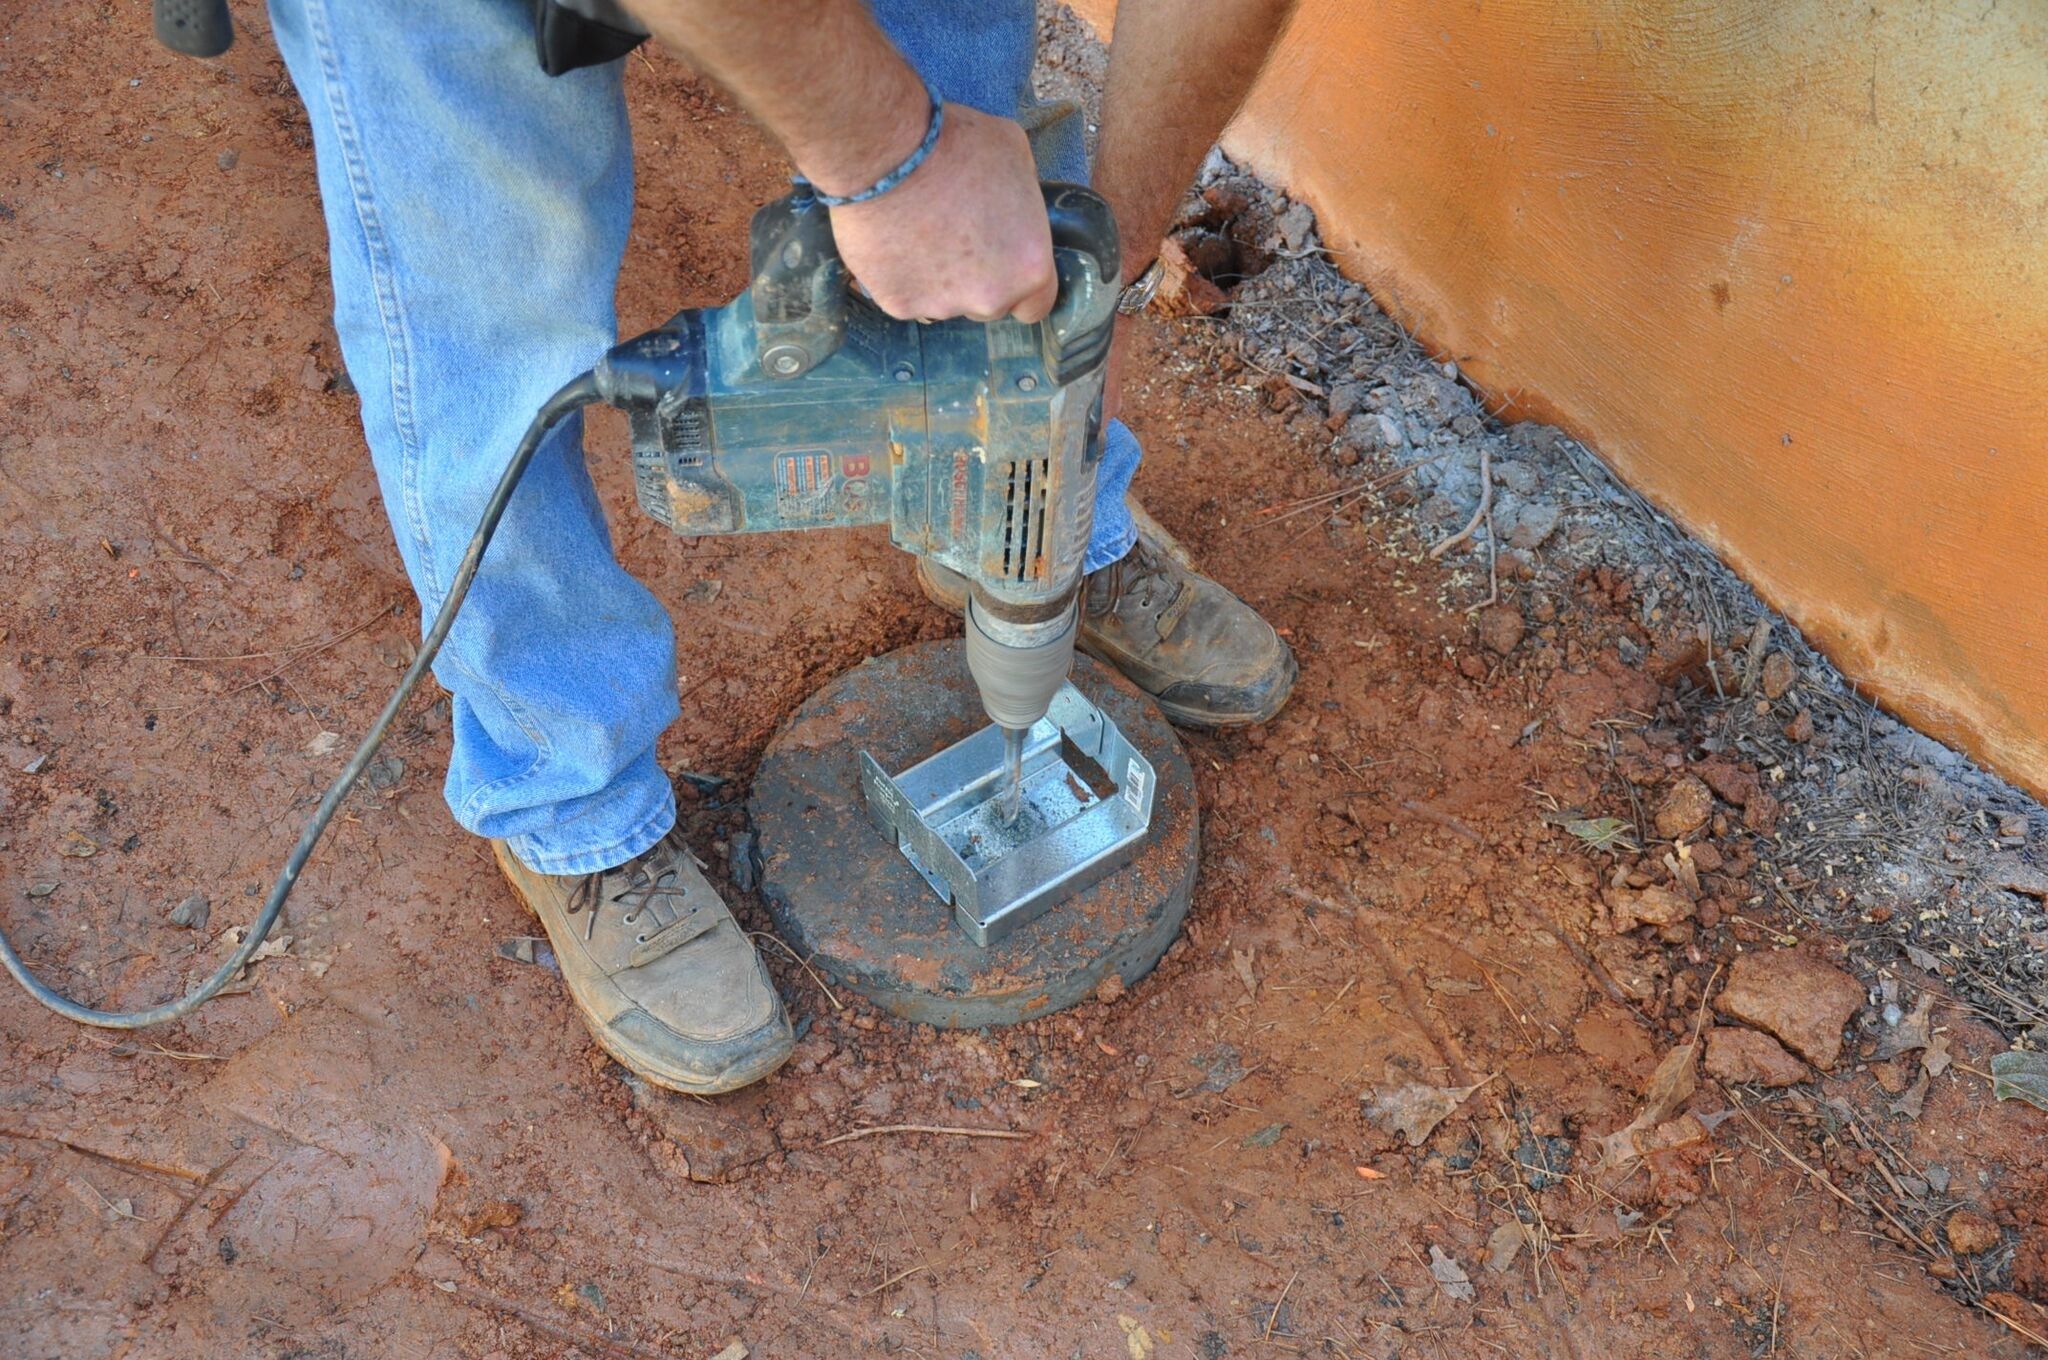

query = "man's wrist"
[{"left": 789, "top": 60, "right": 930, "bottom": 199}]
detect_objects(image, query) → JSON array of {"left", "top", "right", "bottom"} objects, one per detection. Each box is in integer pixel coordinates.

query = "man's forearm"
[
  {"left": 623, "top": 0, "right": 926, "bottom": 197},
  {"left": 1092, "top": 0, "right": 1301, "bottom": 279}
]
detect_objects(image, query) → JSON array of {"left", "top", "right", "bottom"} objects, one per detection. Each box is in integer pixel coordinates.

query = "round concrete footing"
[{"left": 751, "top": 640, "right": 1198, "bottom": 1029}]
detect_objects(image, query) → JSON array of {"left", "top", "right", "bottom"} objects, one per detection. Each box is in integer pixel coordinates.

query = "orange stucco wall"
[{"left": 1077, "top": 1, "right": 2048, "bottom": 799}]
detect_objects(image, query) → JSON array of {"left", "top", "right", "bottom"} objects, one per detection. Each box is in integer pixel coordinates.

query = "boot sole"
[
  {"left": 1086, "top": 638, "right": 1300, "bottom": 730},
  {"left": 491, "top": 842, "right": 794, "bottom": 1097}
]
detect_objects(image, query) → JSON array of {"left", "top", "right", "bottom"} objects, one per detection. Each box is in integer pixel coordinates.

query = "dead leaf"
[
  {"left": 1565, "top": 817, "right": 1635, "bottom": 853},
  {"left": 1874, "top": 992, "right": 1935, "bottom": 1060},
  {"left": 1428, "top": 1245, "right": 1475, "bottom": 1302},
  {"left": 1903, "top": 943, "right": 1946, "bottom": 974},
  {"left": 1890, "top": 1072, "right": 1930, "bottom": 1120},
  {"left": 1362, "top": 1075, "right": 1494, "bottom": 1147},
  {"left": 1485, "top": 1221, "right": 1527, "bottom": 1274},
  {"left": 1009, "top": 1079, "right": 1042, "bottom": 1090},
  {"left": 1642, "top": 1042, "right": 1699, "bottom": 1124},
  {"left": 1231, "top": 948, "right": 1257, "bottom": 999},
  {"left": 1923, "top": 1034, "right": 1952, "bottom": 1078},
  {"left": 1595, "top": 1043, "right": 1697, "bottom": 1172},
  {"left": 1117, "top": 1314, "right": 1155, "bottom": 1360},
  {"left": 58, "top": 831, "right": 99, "bottom": 859},
  {"left": 1354, "top": 1165, "right": 1384, "bottom": 1181},
  {"left": 707, "top": 1344, "right": 749, "bottom": 1360},
  {"left": 1991, "top": 1050, "right": 2048, "bottom": 1112},
  {"left": 250, "top": 933, "right": 293, "bottom": 963},
  {"left": 304, "top": 730, "right": 342, "bottom": 758}
]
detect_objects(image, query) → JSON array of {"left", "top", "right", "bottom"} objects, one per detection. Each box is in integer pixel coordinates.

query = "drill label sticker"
[{"left": 775, "top": 451, "right": 837, "bottom": 521}]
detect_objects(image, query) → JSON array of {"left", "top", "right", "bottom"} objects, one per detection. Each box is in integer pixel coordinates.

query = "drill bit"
[{"left": 995, "top": 725, "right": 1027, "bottom": 826}]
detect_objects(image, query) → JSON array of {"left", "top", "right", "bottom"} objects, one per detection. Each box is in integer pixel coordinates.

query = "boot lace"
[
  {"left": 1092, "top": 538, "right": 1189, "bottom": 635},
  {"left": 566, "top": 841, "right": 694, "bottom": 946}
]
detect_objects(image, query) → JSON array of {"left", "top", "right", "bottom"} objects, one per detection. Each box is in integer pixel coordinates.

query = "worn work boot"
[
  {"left": 493, "top": 830, "right": 793, "bottom": 1095},
  {"left": 917, "top": 510, "right": 1297, "bottom": 728}
]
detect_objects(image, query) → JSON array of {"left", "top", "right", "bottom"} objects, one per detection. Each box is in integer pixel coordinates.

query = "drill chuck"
[{"left": 964, "top": 589, "right": 1080, "bottom": 732}]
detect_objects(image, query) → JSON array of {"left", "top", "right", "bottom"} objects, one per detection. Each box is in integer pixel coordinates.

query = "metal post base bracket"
[{"left": 860, "top": 684, "right": 1157, "bottom": 947}]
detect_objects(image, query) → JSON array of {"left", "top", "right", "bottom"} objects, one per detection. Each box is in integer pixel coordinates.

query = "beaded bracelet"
[{"left": 796, "top": 82, "right": 945, "bottom": 208}]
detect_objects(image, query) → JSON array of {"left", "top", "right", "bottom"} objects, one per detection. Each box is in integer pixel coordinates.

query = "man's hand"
[
  {"left": 827, "top": 104, "right": 1057, "bottom": 325},
  {"left": 623, "top": 0, "right": 1055, "bottom": 324}
]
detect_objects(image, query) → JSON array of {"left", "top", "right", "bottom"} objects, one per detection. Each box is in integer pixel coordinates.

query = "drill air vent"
[{"left": 999, "top": 456, "right": 1052, "bottom": 582}]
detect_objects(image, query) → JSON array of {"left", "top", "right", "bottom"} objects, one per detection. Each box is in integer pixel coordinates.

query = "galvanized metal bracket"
[{"left": 859, "top": 684, "right": 1157, "bottom": 946}]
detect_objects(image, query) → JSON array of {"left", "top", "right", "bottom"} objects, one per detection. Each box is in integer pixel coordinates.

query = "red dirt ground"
[{"left": 3, "top": 7, "right": 2046, "bottom": 1358}]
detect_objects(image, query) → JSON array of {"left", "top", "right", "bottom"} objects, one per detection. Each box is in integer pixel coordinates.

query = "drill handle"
[
  {"left": 746, "top": 182, "right": 1121, "bottom": 381},
  {"left": 747, "top": 190, "right": 849, "bottom": 381},
  {"left": 153, "top": 0, "right": 234, "bottom": 57}
]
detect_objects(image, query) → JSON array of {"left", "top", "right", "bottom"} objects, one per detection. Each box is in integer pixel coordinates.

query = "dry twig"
[
  {"left": 746, "top": 931, "right": 842, "bottom": 1011},
  {"left": 819, "top": 1124, "right": 1030, "bottom": 1147},
  {"left": 1428, "top": 444, "right": 1493, "bottom": 559}
]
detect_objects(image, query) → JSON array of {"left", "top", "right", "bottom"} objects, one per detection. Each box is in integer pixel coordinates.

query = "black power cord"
[{"left": 0, "top": 372, "right": 601, "bottom": 1028}]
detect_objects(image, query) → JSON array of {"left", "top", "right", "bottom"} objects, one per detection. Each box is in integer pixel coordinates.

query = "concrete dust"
[{"left": 0, "top": 5, "right": 2044, "bottom": 1358}]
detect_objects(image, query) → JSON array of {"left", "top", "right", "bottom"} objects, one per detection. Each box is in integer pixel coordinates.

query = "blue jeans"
[{"left": 268, "top": 0, "right": 1141, "bottom": 874}]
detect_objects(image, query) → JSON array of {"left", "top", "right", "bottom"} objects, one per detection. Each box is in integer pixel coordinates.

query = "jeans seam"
[{"left": 302, "top": 0, "right": 555, "bottom": 778}]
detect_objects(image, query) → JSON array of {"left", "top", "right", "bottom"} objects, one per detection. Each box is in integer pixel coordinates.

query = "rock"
[
  {"left": 1760, "top": 651, "right": 1796, "bottom": 699},
  {"left": 454, "top": 1199, "right": 524, "bottom": 1237},
  {"left": 1654, "top": 777, "right": 1714, "bottom": 839},
  {"left": 1705, "top": 1027, "right": 1809, "bottom": 1086},
  {"left": 1713, "top": 950, "right": 1864, "bottom": 1070},
  {"left": 1946, "top": 1208, "right": 2001, "bottom": 1256},
  {"left": 1783, "top": 709, "right": 1813, "bottom": 743},
  {"left": 1647, "top": 635, "right": 1709, "bottom": 687},
  {"left": 168, "top": 893, "right": 211, "bottom": 930},
  {"left": 1991, "top": 859, "right": 2048, "bottom": 901},
  {"left": 1871, "top": 1056, "right": 1914, "bottom": 1094},
  {"left": 1274, "top": 200, "right": 1316, "bottom": 251},
  {"left": 1697, "top": 758, "right": 1759, "bottom": 807},
  {"left": 1741, "top": 791, "right": 1781, "bottom": 835},
  {"left": 1504, "top": 500, "right": 1561, "bottom": 550},
  {"left": 1476, "top": 605, "right": 1525, "bottom": 656},
  {"left": 1375, "top": 412, "right": 1406, "bottom": 449},
  {"left": 1612, "top": 885, "right": 1695, "bottom": 932},
  {"left": 1325, "top": 381, "right": 1366, "bottom": 428},
  {"left": 1492, "top": 459, "right": 1541, "bottom": 495}
]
